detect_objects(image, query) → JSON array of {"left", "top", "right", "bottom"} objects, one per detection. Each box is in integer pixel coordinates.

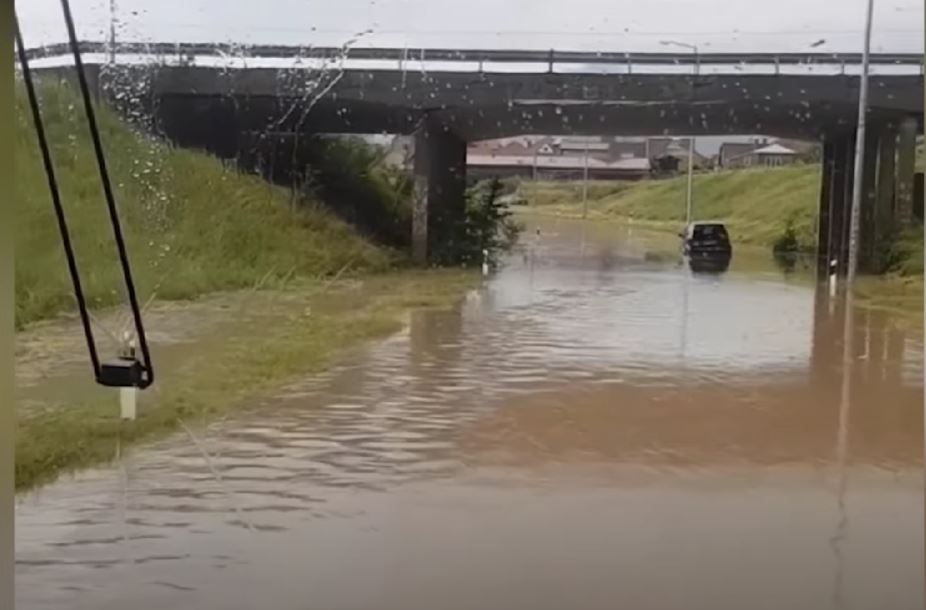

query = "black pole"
[
  {"left": 15, "top": 19, "right": 102, "bottom": 379},
  {"left": 59, "top": 0, "right": 154, "bottom": 388}
]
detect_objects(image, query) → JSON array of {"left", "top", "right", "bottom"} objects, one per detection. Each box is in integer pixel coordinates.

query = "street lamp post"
[
  {"left": 660, "top": 40, "right": 699, "bottom": 226},
  {"left": 108, "top": 0, "right": 117, "bottom": 64},
  {"left": 846, "top": 0, "right": 875, "bottom": 287},
  {"left": 685, "top": 135, "right": 695, "bottom": 227}
]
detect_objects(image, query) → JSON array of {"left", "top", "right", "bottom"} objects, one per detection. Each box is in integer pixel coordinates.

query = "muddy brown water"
[{"left": 15, "top": 217, "right": 924, "bottom": 610}]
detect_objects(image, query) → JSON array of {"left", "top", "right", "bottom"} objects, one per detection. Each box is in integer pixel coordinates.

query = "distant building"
[
  {"left": 647, "top": 137, "right": 709, "bottom": 173},
  {"left": 719, "top": 141, "right": 765, "bottom": 167},
  {"left": 465, "top": 134, "right": 811, "bottom": 180},
  {"left": 464, "top": 135, "right": 712, "bottom": 181},
  {"left": 536, "top": 141, "right": 556, "bottom": 155},
  {"left": 610, "top": 140, "right": 648, "bottom": 162},
  {"left": 557, "top": 136, "right": 612, "bottom": 159},
  {"left": 723, "top": 142, "right": 800, "bottom": 168},
  {"left": 718, "top": 137, "right": 817, "bottom": 168},
  {"left": 651, "top": 155, "right": 681, "bottom": 175},
  {"left": 467, "top": 153, "right": 650, "bottom": 181}
]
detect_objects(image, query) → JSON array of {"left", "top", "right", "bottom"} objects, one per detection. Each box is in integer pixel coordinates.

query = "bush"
[
  {"left": 885, "top": 228, "right": 924, "bottom": 276},
  {"left": 431, "top": 178, "right": 523, "bottom": 267},
  {"left": 299, "top": 137, "right": 412, "bottom": 248},
  {"left": 772, "top": 214, "right": 801, "bottom": 255}
]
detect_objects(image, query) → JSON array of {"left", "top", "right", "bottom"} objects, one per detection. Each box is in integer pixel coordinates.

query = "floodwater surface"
[{"left": 16, "top": 217, "right": 924, "bottom": 610}]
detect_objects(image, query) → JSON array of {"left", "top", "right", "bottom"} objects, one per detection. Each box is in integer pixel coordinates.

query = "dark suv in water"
[{"left": 680, "top": 222, "right": 732, "bottom": 271}]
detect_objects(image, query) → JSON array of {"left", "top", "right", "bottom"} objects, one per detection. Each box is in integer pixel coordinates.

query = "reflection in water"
[
  {"left": 831, "top": 286, "right": 853, "bottom": 610},
  {"left": 15, "top": 216, "right": 923, "bottom": 610}
]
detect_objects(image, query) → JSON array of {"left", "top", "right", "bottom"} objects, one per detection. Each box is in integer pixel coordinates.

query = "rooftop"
[
  {"left": 468, "top": 154, "right": 650, "bottom": 171},
  {"left": 752, "top": 143, "right": 799, "bottom": 155}
]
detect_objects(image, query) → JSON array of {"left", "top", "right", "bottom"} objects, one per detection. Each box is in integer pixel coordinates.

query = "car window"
[{"left": 694, "top": 225, "right": 728, "bottom": 239}]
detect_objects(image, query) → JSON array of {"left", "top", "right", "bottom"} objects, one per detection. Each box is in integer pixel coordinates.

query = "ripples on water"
[{"left": 16, "top": 217, "right": 924, "bottom": 610}]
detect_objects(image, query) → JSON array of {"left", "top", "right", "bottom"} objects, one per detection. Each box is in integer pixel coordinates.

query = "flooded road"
[{"left": 16, "top": 217, "right": 923, "bottom": 610}]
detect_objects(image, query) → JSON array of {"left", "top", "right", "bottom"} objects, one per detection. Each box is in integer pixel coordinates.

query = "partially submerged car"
[{"left": 679, "top": 222, "right": 732, "bottom": 272}]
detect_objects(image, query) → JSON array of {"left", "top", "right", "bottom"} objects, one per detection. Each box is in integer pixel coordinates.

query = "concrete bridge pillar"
[
  {"left": 895, "top": 117, "right": 918, "bottom": 228},
  {"left": 412, "top": 120, "right": 467, "bottom": 264},
  {"left": 820, "top": 124, "right": 908, "bottom": 276},
  {"left": 817, "top": 139, "right": 836, "bottom": 277},
  {"left": 858, "top": 129, "right": 880, "bottom": 272},
  {"left": 819, "top": 133, "right": 853, "bottom": 277},
  {"left": 872, "top": 128, "right": 898, "bottom": 267}
]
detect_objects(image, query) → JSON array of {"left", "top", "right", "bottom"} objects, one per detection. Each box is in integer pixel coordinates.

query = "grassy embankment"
[
  {"left": 519, "top": 165, "right": 823, "bottom": 248},
  {"left": 15, "top": 80, "right": 476, "bottom": 490},
  {"left": 15, "top": 80, "right": 394, "bottom": 327}
]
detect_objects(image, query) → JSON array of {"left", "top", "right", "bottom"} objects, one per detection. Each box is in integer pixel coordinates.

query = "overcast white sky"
[{"left": 18, "top": 0, "right": 925, "bottom": 53}]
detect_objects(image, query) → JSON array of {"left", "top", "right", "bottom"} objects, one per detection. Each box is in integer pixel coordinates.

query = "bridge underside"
[
  {"left": 151, "top": 69, "right": 923, "bottom": 140},
  {"left": 135, "top": 67, "right": 924, "bottom": 266}
]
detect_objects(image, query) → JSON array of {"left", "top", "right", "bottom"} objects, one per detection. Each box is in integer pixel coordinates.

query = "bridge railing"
[{"left": 23, "top": 41, "right": 926, "bottom": 76}]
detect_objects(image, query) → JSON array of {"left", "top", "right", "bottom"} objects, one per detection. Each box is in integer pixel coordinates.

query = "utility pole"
[
  {"left": 846, "top": 0, "right": 875, "bottom": 287},
  {"left": 661, "top": 40, "right": 699, "bottom": 226},
  {"left": 108, "top": 0, "right": 116, "bottom": 64},
  {"left": 686, "top": 137, "right": 695, "bottom": 225}
]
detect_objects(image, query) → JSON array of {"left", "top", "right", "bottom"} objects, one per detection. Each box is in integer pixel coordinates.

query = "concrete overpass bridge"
[{"left": 28, "top": 42, "right": 924, "bottom": 267}]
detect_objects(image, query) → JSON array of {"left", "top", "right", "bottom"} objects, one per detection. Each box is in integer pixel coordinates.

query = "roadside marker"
[
  {"left": 829, "top": 258, "right": 838, "bottom": 298},
  {"left": 119, "top": 332, "right": 138, "bottom": 421},
  {"left": 120, "top": 387, "right": 137, "bottom": 421}
]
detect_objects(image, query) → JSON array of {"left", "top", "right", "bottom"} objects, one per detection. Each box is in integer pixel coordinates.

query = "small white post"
[
  {"left": 120, "top": 387, "right": 136, "bottom": 421},
  {"left": 482, "top": 248, "right": 490, "bottom": 276},
  {"left": 120, "top": 331, "right": 138, "bottom": 421},
  {"left": 829, "top": 258, "right": 838, "bottom": 298}
]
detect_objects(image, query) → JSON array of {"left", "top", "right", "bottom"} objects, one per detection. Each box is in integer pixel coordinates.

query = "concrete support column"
[
  {"left": 823, "top": 133, "right": 852, "bottom": 276},
  {"left": 895, "top": 116, "right": 918, "bottom": 227},
  {"left": 412, "top": 119, "right": 467, "bottom": 264},
  {"left": 858, "top": 129, "right": 880, "bottom": 272},
  {"left": 816, "top": 139, "right": 834, "bottom": 278},
  {"left": 873, "top": 129, "right": 897, "bottom": 269}
]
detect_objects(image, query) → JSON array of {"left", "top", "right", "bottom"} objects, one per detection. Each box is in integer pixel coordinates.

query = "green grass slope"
[
  {"left": 520, "top": 164, "right": 822, "bottom": 248},
  {"left": 15, "top": 80, "right": 391, "bottom": 327}
]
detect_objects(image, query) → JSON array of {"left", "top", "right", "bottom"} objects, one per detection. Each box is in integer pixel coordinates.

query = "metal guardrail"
[
  {"left": 25, "top": 40, "right": 924, "bottom": 65},
  {"left": 23, "top": 41, "right": 925, "bottom": 76}
]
